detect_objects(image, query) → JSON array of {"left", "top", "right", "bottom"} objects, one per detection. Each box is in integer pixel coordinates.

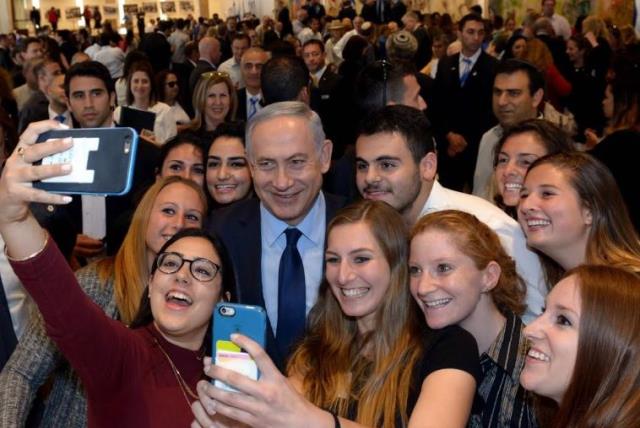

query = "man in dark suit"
[
  {"left": 18, "top": 58, "right": 62, "bottom": 134},
  {"left": 139, "top": 20, "right": 173, "bottom": 74},
  {"left": 302, "top": 40, "right": 342, "bottom": 152},
  {"left": 46, "top": 61, "right": 159, "bottom": 259},
  {"left": 401, "top": 11, "right": 432, "bottom": 70},
  {"left": 208, "top": 102, "right": 345, "bottom": 370},
  {"left": 188, "top": 36, "right": 221, "bottom": 97},
  {"left": 432, "top": 13, "right": 497, "bottom": 192},
  {"left": 235, "top": 47, "right": 269, "bottom": 121}
]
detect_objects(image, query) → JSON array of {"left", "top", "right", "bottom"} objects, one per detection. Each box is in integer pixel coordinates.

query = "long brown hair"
[
  {"left": 524, "top": 152, "right": 640, "bottom": 285},
  {"left": 411, "top": 210, "right": 526, "bottom": 316},
  {"left": 286, "top": 200, "right": 424, "bottom": 427},
  {"left": 125, "top": 60, "right": 156, "bottom": 106},
  {"left": 96, "top": 176, "right": 207, "bottom": 324},
  {"left": 552, "top": 265, "right": 640, "bottom": 427}
]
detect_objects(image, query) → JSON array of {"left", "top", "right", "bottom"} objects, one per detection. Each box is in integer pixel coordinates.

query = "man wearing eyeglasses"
[{"left": 208, "top": 102, "right": 345, "bottom": 371}]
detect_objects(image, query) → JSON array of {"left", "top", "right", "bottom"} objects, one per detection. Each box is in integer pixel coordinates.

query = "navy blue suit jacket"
[{"left": 207, "top": 194, "right": 346, "bottom": 370}]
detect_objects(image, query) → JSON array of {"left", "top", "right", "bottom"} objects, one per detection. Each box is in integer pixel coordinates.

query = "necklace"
[{"left": 153, "top": 337, "right": 201, "bottom": 407}]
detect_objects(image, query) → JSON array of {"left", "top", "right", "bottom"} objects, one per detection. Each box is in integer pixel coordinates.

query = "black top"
[
  {"left": 344, "top": 325, "right": 481, "bottom": 427},
  {"left": 590, "top": 129, "right": 640, "bottom": 234}
]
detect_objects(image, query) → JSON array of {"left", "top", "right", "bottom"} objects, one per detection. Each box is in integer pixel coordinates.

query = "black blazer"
[
  {"left": 207, "top": 193, "right": 347, "bottom": 371},
  {"left": 139, "top": 32, "right": 172, "bottom": 73},
  {"left": 235, "top": 88, "right": 247, "bottom": 121},
  {"left": 432, "top": 51, "right": 498, "bottom": 150},
  {"left": 188, "top": 60, "right": 215, "bottom": 96}
]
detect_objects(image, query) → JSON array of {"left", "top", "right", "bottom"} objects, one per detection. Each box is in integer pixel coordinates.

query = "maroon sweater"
[{"left": 11, "top": 240, "right": 204, "bottom": 427}]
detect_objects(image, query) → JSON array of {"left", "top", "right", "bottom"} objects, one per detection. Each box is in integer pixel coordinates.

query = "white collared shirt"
[{"left": 48, "top": 106, "right": 73, "bottom": 127}]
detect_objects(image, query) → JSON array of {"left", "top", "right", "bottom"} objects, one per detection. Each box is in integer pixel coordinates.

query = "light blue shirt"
[
  {"left": 458, "top": 48, "right": 482, "bottom": 80},
  {"left": 260, "top": 192, "right": 327, "bottom": 334}
]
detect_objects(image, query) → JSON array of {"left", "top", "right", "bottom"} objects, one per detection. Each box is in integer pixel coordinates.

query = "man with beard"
[{"left": 354, "top": 105, "right": 546, "bottom": 323}]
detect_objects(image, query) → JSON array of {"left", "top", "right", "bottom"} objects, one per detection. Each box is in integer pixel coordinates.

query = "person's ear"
[
  {"left": 109, "top": 92, "right": 116, "bottom": 110},
  {"left": 419, "top": 152, "right": 437, "bottom": 182},
  {"left": 319, "top": 139, "right": 333, "bottom": 173},
  {"left": 532, "top": 88, "right": 544, "bottom": 109},
  {"left": 481, "top": 261, "right": 501, "bottom": 293},
  {"left": 583, "top": 207, "right": 593, "bottom": 226}
]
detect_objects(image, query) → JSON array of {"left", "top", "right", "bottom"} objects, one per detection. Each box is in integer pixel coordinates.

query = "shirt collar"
[
  {"left": 261, "top": 191, "right": 326, "bottom": 248},
  {"left": 312, "top": 65, "right": 327, "bottom": 81},
  {"left": 459, "top": 48, "right": 482, "bottom": 66},
  {"left": 421, "top": 180, "right": 448, "bottom": 216}
]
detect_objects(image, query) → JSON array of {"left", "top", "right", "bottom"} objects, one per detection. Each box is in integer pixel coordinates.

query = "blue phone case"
[
  {"left": 212, "top": 303, "right": 267, "bottom": 388},
  {"left": 33, "top": 127, "right": 138, "bottom": 196}
]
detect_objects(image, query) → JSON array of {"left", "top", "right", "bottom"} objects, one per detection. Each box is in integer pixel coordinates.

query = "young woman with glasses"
[{"left": 0, "top": 121, "right": 232, "bottom": 427}]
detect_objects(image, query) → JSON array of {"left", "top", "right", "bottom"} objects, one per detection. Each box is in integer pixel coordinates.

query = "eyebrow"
[
  {"left": 208, "top": 155, "right": 247, "bottom": 161},
  {"left": 552, "top": 303, "right": 579, "bottom": 317}
]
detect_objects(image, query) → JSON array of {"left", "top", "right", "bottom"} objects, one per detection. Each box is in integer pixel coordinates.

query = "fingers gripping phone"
[
  {"left": 212, "top": 303, "right": 267, "bottom": 392},
  {"left": 33, "top": 127, "right": 138, "bottom": 196}
]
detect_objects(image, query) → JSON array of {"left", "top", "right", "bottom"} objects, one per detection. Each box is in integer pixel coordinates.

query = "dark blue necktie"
[
  {"left": 0, "top": 273, "right": 17, "bottom": 371},
  {"left": 460, "top": 58, "right": 472, "bottom": 87},
  {"left": 55, "top": 114, "right": 66, "bottom": 123},
  {"left": 248, "top": 96, "right": 259, "bottom": 119},
  {"left": 276, "top": 228, "right": 306, "bottom": 357}
]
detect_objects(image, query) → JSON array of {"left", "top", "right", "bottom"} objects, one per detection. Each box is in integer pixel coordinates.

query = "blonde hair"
[
  {"left": 96, "top": 176, "right": 207, "bottom": 324},
  {"left": 287, "top": 200, "right": 424, "bottom": 427},
  {"left": 190, "top": 72, "right": 237, "bottom": 132}
]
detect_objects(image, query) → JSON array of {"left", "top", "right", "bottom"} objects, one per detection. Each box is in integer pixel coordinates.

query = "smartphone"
[
  {"left": 212, "top": 303, "right": 267, "bottom": 392},
  {"left": 33, "top": 127, "right": 138, "bottom": 196}
]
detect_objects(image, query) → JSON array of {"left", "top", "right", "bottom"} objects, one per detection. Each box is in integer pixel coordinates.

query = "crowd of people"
[{"left": 1, "top": 0, "right": 639, "bottom": 427}]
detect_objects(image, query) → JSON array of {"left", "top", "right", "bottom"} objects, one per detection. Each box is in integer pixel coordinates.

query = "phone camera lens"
[{"left": 219, "top": 306, "right": 235, "bottom": 316}]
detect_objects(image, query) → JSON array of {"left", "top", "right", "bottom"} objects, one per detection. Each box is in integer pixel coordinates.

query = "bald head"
[{"left": 199, "top": 36, "right": 221, "bottom": 65}]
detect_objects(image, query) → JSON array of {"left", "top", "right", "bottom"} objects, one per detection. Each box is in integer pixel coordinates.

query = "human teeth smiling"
[
  {"left": 424, "top": 297, "right": 452, "bottom": 308},
  {"left": 527, "top": 349, "right": 550, "bottom": 362},
  {"left": 527, "top": 219, "right": 551, "bottom": 227},
  {"left": 166, "top": 291, "right": 192, "bottom": 306},
  {"left": 504, "top": 183, "right": 522, "bottom": 191},
  {"left": 341, "top": 287, "right": 369, "bottom": 297}
]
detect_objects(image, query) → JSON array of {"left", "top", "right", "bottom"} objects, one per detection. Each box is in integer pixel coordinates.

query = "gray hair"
[{"left": 245, "top": 101, "right": 326, "bottom": 159}]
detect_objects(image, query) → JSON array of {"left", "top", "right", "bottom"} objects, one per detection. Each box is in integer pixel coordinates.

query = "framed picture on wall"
[
  {"left": 179, "top": 1, "right": 193, "bottom": 12},
  {"left": 65, "top": 7, "right": 82, "bottom": 19},
  {"left": 142, "top": 2, "right": 158, "bottom": 13},
  {"left": 160, "top": 1, "right": 176, "bottom": 12},
  {"left": 103, "top": 6, "right": 118, "bottom": 15},
  {"left": 123, "top": 4, "right": 139, "bottom": 14}
]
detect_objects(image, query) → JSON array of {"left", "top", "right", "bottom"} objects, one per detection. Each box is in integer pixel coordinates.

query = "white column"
[{"left": 0, "top": 0, "right": 15, "bottom": 33}]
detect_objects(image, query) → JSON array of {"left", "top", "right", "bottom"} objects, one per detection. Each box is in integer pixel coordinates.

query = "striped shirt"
[{"left": 468, "top": 312, "right": 538, "bottom": 428}]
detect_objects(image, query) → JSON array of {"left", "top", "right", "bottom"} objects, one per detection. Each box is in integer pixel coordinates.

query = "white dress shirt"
[{"left": 218, "top": 57, "right": 244, "bottom": 89}]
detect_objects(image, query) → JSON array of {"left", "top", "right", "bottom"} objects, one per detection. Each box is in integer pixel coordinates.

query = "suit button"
[{"left": 47, "top": 205, "right": 55, "bottom": 212}]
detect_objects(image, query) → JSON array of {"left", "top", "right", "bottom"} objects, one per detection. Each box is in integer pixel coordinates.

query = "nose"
[
  {"left": 365, "top": 165, "right": 380, "bottom": 184},
  {"left": 519, "top": 191, "right": 536, "bottom": 213},
  {"left": 337, "top": 260, "right": 355, "bottom": 285},
  {"left": 217, "top": 164, "right": 230, "bottom": 180},
  {"left": 171, "top": 211, "right": 186, "bottom": 231},
  {"left": 418, "top": 95, "right": 427, "bottom": 111},
  {"left": 175, "top": 261, "right": 190, "bottom": 284},
  {"left": 415, "top": 272, "right": 438, "bottom": 297},
  {"left": 503, "top": 159, "right": 519, "bottom": 178},
  {"left": 523, "top": 313, "right": 546, "bottom": 341},
  {"left": 273, "top": 165, "right": 293, "bottom": 190}
]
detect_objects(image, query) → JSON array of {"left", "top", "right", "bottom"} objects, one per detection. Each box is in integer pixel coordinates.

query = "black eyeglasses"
[
  {"left": 156, "top": 252, "right": 221, "bottom": 282},
  {"left": 166, "top": 81, "right": 178, "bottom": 88}
]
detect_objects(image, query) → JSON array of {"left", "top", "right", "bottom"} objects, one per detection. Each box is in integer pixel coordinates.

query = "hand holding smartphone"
[
  {"left": 212, "top": 303, "right": 267, "bottom": 392},
  {"left": 34, "top": 127, "right": 138, "bottom": 196}
]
